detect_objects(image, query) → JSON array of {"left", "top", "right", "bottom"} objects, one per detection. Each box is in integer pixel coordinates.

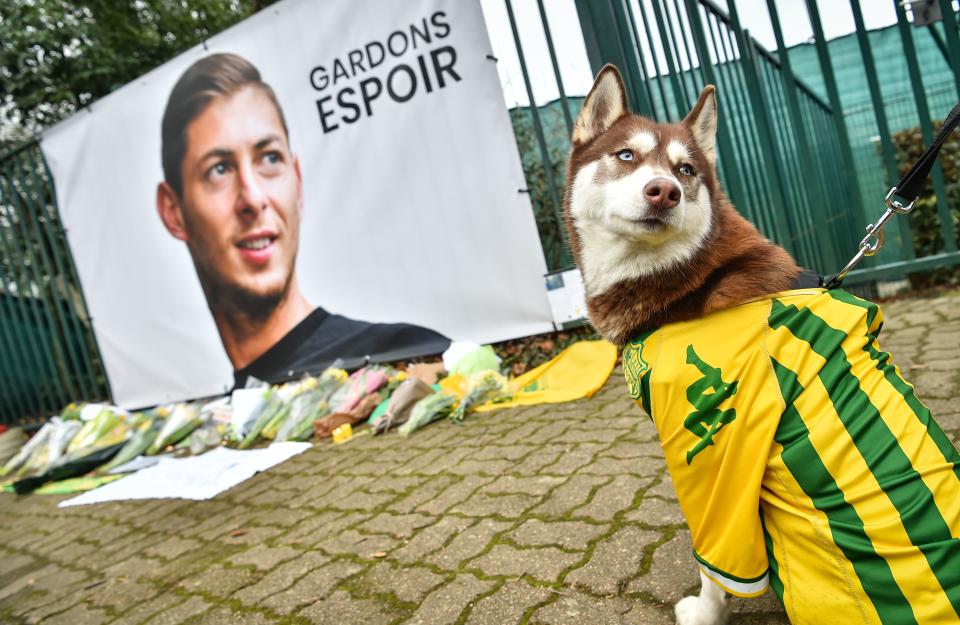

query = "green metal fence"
[
  {"left": 4, "top": 0, "right": 960, "bottom": 425},
  {"left": 508, "top": 0, "right": 960, "bottom": 281},
  {"left": 0, "top": 142, "right": 110, "bottom": 426}
]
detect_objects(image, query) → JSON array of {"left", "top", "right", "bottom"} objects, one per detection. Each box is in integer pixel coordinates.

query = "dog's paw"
[
  {"left": 675, "top": 596, "right": 702, "bottom": 625},
  {"left": 674, "top": 595, "right": 728, "bottom": 625}
]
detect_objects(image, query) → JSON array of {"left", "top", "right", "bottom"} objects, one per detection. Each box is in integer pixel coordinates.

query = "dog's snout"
[{"left": 643, "top": 178, "right": 682, "bottom": 211}]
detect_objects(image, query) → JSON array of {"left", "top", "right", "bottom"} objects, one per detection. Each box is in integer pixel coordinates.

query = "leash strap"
[
  {"left": 892, "top": 101, "right": 960, "bottom": 205},
  {"left": 825, "top": 101, "right": 960, "bottom": 289}
]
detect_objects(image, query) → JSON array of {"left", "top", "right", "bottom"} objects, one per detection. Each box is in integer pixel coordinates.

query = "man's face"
[{"left": 171, "top": 85, "right": 302, "bottom": 314}]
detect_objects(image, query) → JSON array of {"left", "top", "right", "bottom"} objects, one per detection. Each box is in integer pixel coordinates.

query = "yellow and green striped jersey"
[{"left": 623, "top": 288, "right": 960, "bottom": 624}]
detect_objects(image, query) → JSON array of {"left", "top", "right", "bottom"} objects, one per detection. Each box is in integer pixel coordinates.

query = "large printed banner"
[{"left": 41, "top": 0, "right": 553, "bottom": 408}]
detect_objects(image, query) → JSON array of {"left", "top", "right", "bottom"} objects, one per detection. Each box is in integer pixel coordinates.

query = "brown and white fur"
[
  {"left": 564, "top": 65, "right": 800, "bottom": 348},
  {"left": 563, "top": 66, "right": 802, "bottom": 624}
]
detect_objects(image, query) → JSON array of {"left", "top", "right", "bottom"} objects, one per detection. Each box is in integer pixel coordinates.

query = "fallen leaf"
[{"left": 230, "top": 529, "right": 247, "bottom": 537}]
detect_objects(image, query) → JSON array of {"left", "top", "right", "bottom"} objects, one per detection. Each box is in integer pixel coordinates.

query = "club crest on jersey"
[
  {"left": 624, "top": 337, "right": 651, "bottom": 401},
  {"left": 683, "top": 345, "right": 739, "bottom": 464}
]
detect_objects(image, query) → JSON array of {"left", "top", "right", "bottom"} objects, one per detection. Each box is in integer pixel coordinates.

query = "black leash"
[{"left": 824, "top": 101, "right": 960, "bottom": 289}]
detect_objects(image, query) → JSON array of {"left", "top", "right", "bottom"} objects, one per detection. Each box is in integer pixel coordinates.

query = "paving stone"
[
  {"left": 106, "top": 591, "right": 184, "bottom": 625},
  {"left": 357, "top": 512, "right": 435, "bottom": 538},
  {"left": 299, "top": 589, "right": 400, "bottom": 625},
  {"left": 386, "top": 475, "right": 459, "bottom": 514},
  {"left": 144, "top": 535, "right": 205, "bottom": 560},
  {"left": 39, "top": 602, "right": 108, "bottom": 625},
  {"left": 540, "top": 444, "right": 604, "bottom": 474},
  {"left": 530, "top": 591, "right": 634, "bottom": 625},
  {"left": 464, "top": 580, "right": 553, "bottom": 625},
  {"left": 426, "top": 519, "right": 512, "bottom": 569},
  {"left": 575, "top": 475, "right": 651, "bottom": 521},
  {"left": 530, "top": 475, "right": 609, "bottom": 518},
  {"left": 315, "top": 530, "right": 400, "bottom": 559},
  {"left": 406, "top": 575, "right": 496, "bottom": 625},
  {"left": 274, "top": 510, "right": 356, "bottom": 547},
  {"left": 260, "top": 560, "right": 365, "bottom": 614},
  {"left": 228, "top": 545, "right": 302, "bottom": 572},
  {"left": 507, "top": 519, "right": 607, "bottom": 550},
  {"left": 193, "top": 607, "right": 277, "bottom": 624},
  {"left": 624, "top": 497, "right": 685, "bottom": 526},
  {"left": 451, "top": 492, "right": 540, "bottom": 518},
  {"left": 565, "top": 526, "right": 659, "bottom": 594},
  {"left": 468, "top": 544, "right": 581, "bottom": 582},
  {"left": 391, "top": 516, "right": 475, "bottom": 564},
  {"left": 142, "top": 595, "right": 212, "bottom": 625},
  {"left": 234, "top": 550, "right": 330, "bottom": 604},
  {"left": 83, "top": 577, "right": 159, "bottom": 613},
  {"left": 179, "top": 564, "right": 258, "bottom": 597},
  {"left": 477, "top": 475, "right": 566, "bottom": 496},
  {"left": 359, "top": 562, "right": 446, "bottom": 603},
  {"left": 626, "top": 530, "right": 698, "bottom": 603},
  {"left": 510, "top": 448, "right": 565, "bottom": 475},
  {"left": 415, "top": 476, "right": 493, "bottom": 516}
]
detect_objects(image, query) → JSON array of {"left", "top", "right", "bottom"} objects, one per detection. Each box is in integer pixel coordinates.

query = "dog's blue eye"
[
  {"left": 617, "top": 150, "right": 633, "bottom": 162},
  {"left": 679, "top": 164, "right": 695, "bottom": 176}
]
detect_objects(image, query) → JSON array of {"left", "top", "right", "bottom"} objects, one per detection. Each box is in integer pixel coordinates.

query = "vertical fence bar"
[
  {"left": 12, "top": 152, "right": 82, "bottom": 402},
  {"left": 634, "top": 0, "right": 674, "bottom": 119},
  {"left": 612, "top": 0, "right": 655, "bottom": 116},
  {"left": 575, "top": 0, "right": 644, "bottom": 113},
  {"left": 803, "top": 0, "right": 868, "bottom": 260},
  {"left": 22, "top": 148, "right": 95, "bottom": 400},
  {"left": 726, "top": 3, "right": 795, "bottom": 254},
  {"left": 671, "top": 0, "right": 701, "bottom": 93},
  {"left": 766, "top": 0, "right": 838, "bottom": 272},
  {"left": 937, "top": 0, "right": 960, "bottom": 98},
  {"left": 650, "top": 0, "right": 691, "bottom": 113},
  {"left": 705, "top": 11, "right": 762, "bottom": 224},
  {"left": 0, "top": 294, "right": 34, "bottom": 420},
  {"left": 0, "top": 175, "right": 58, "bottom": 416},
  {"left": 718, "top": 16, "right": 773, "bottom": 232},
  {"left": 536, "top": 0, "right": 574, "bottom": 137},
  {"left": 505, "top": 0, "right": 569, "bottom": 267},
  {"left": 849, "top": 0, "right": 914, "bottom": 260},
  {"left": 0, "top": 263, "right": 31, "bottom": 420},
  {"left": 895, "top": 0, "right": 957, "bottom": 252},
  {"left": 624, "top": 0, "right": 662, "bottom": 118},
  {"left": 683, "top": 0, "right": 747, "bottom": 209},
  {"left": 0, "top": 170, "right": 67, "bottom": 412}
]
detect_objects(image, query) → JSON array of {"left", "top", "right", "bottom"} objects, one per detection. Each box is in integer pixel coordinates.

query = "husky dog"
[{"left": 564, "top": 65, "right": 960, "bottom": 625}]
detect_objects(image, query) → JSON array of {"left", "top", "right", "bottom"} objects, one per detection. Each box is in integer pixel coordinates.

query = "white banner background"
[{"left": 41, "top": 0, "right": 553, "bottom": 408}]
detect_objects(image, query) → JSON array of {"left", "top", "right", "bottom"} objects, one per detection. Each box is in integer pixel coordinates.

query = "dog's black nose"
[{"left": 644, "top": 178, "right": 682, "bottom": 212}]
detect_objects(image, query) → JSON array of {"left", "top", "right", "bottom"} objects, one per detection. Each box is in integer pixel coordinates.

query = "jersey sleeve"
[{"left": 651, "top": 333, "right": 781, "bottom": 597}]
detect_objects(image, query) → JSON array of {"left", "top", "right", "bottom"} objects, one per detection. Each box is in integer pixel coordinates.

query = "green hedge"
[{"left": 889, "top": 122, "right": 960, "bottom": 257}]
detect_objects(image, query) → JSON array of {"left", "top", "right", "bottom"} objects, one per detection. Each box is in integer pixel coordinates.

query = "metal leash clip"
[{"left": 826, "top": 187, "right": 917, "bottom": 288}]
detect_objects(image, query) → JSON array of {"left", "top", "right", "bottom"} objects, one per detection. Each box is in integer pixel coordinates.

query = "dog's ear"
[
  {"left": 573, "top": 65, "right": 629, "bottom": 146},
  {"left": 683, "top": 85, "right": 717, "bottom": 165}
]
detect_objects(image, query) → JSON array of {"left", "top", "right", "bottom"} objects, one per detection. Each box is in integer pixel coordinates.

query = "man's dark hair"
[{"left": 161, "top": 53, "right": 289, "bottom": 198}]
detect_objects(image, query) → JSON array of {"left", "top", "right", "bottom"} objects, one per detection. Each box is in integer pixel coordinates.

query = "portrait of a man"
[{"left": 156, "top": 53, "right": 450, "bottom": 387}]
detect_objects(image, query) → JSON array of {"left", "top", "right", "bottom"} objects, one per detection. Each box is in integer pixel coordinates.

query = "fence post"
[
  {"left": 726, "top": 2, "right": 796, "bottom": 255},
  {"left": 894, "top": 0, "right": 957, "bottom": 253},
  {"left": 505, "top": 0, "right": 571, "bottom": 269},
  {"left": 803, "top": 0, "right": 871, "bottom": 263},
  {"left": 682, "top": 0, "right": 748, "bottom": 211},
  {"left": 764, "top": 0, "right": 839, "bottom": 273},
  {"left": 849, "top": 0, "right": 914, "bottom": 261},
  {"left": 574, "top": 0, "right": 651, "bottom": 116}
]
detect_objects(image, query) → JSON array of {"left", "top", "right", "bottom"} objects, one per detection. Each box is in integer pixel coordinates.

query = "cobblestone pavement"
[{"left": 1, "top": 290, "right": 959, "bottom": 625}]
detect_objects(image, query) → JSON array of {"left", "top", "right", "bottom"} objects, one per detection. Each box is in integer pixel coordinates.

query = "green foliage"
[
  {"left": 508, "top": 97, "right": 582, "bottom": 271},
  {"left": 0, "top": 0, "right": 273, "bottom": 143},
  {"left": 888, "top": 122, "right": 960, "bottom": 257}
]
